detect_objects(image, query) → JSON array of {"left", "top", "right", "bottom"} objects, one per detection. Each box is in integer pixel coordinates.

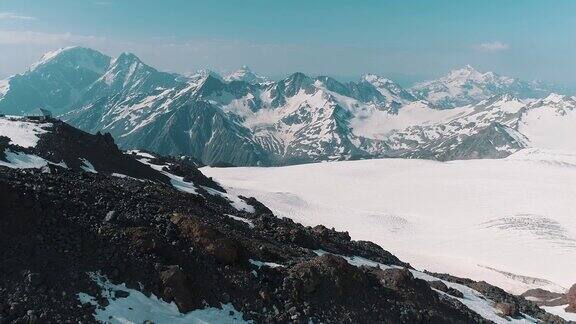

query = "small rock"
[
  {"left": 447, "top": 287, "right": 464, "bottom": 298},
  {"left": 428, "top": 280, "right": 448, "bottom": 293},
  {"left": 115, "top": 290, "right": 130, "bottom": 298},
  {"left": 104, "top": 210, "right": 116, "bottom": 222},
  {"left": 26, "top": 273, "right": 42, "bottom": 287}
]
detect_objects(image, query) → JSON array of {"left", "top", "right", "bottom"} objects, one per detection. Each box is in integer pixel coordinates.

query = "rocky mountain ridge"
[
  {"left": 0, "top": 47, "right": 573, "bottom": 166},
  {"left": 0, "top": 115, "right": 571, "bottom": 323}
]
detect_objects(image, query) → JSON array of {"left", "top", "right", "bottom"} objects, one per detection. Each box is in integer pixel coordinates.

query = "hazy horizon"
[{"left": 1, "top": 0, "right": 576, "bottom": 86}]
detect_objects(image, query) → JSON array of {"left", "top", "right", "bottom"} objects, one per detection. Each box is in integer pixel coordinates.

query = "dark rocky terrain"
[{"left": 0, "top": 117, "right": 570, "bottom": 323}]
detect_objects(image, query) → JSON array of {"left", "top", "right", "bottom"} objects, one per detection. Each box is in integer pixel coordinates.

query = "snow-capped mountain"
[
  {"left": 0, "top": 46, "right": 111, "bottom": 115},
  {"left": 360, "top": 74, "right": 416, "bottom": 108},
  {"left": 517, "top": 94, "right": 576, "bottom": 151},
  {"left": 223, "top": 65, "right": 269, "bottom": 84},
  {"left": 1, "top": 47, "right": 571, "bottom": 166},
  {"left": 410, "top": 65, "right": 555, "bottom": 109}
]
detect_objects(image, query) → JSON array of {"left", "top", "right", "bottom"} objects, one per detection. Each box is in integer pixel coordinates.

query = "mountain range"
[{"left": 0, "top": 46, "right": 574, "bottom": 166}]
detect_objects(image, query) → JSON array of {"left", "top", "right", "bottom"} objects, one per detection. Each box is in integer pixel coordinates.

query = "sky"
[{"left": 1, "top": 0, "right": 575, "bottom": 86}]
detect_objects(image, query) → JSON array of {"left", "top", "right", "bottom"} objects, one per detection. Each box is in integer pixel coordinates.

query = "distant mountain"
[
  {"left": 410, "top": 65, "right": 557, "bottom": 109},
  {"left": 0, "top": 47, "right": 111, "bottom": 115},
  {"left": 223, "top": 66, "right": 269, "bottom": 84},
  {"left": 1, "top": 48, "right": 572, "bottom": 166}
]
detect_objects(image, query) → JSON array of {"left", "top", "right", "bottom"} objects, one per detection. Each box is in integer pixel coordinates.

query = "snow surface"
[
  {"left": 80, "top": 158, "right": 97, "bottom": 173},
  {"left": 111, "top": 173, "right": 145, "bottom": 182},
  {"left": 202, "top": 150, "right": 576, "bottom": 294},
  {"left": 542, "top": 305, "right": 576, "bottom": 321},
  {"left": 0, "top": 150, "right": 49, "bottom": 169},
  {"left": 0, "top": 78, "right": 10, "bottom": 97},
  {"left": 201, "top": 186, "right": 255, "bottom": 213},
  {"left": 518, "top": 95, "right": 576, "bottom": 151},
  {"left": 225, "top": 214, "right": 255, "bottom": 228},
  {"left": 78, "top": 272, "right": 251, "bottom": 324},
  {"left": 134, "top": 152, "right": 254, "bottom": 212},
  {"left": 137, "top": 157, "right": 198, "bottom": 194},
  {"left": 351, "top": 101, "right": 470, "bottom": 139},
  {"left": 29, "top": 46, "right": 78, "bottom": 71},
  {"left": 0, "top": 118, "right": 51, "bottom": 148},
  {"left": 248, "top": 259, "right": 283, "bottom": 268}
]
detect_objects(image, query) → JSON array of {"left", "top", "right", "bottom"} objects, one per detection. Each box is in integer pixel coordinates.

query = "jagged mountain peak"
[
  {"left": 224, "top": 65, "right": 268, "bottom": 84},
  {"left": 540, "top": 92, "right": 573, "bottom": 104},
  {"left": 188, "top": 69, "right": 224, "bottom": 83},
  {"left": 112, "top": 51, "right": 143, "bottom": 65},
  {"left": 361, "top": 73, "right": 395, "bottom": 85},
  {"left": 358, "top": 73, "right": 415, "bottom": 107}
]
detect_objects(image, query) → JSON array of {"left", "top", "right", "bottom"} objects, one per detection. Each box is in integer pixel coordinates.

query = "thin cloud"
[
  {"left": 0, "top": 12, "right": 36, "bottom": 21},
  {"left": 0, "top": 30, "right": 105, "bottom": 45},
  {"left": 474, "top": 41, "right": 510, "bottom": 52}
]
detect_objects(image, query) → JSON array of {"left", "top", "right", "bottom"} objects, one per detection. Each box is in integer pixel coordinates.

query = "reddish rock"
[
  {"left": 566, "top": 284, "right": 576, "bottom": 313},
  {"left": 170, "top": 213, "right": 241, "bottom": 264}
]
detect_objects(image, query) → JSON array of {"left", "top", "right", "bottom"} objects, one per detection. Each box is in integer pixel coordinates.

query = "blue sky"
[{"left": 1, "top": 0, "right": 575, "bottom": 85}]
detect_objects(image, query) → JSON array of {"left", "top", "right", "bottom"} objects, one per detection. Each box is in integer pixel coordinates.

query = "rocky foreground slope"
[{"left": 0, "top": 116, "right": 570, "bottom": 323}]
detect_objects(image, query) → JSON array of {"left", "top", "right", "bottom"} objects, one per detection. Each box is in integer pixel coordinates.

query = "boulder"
[
  {"left": 170, "top": 213, "right": 242, "bottom": 264},
  {"left": 160, "top": 265, "right": 196, "bottom": 312},
  {"left": 495, "top": 302, "right": 518, "bottom": 317}
]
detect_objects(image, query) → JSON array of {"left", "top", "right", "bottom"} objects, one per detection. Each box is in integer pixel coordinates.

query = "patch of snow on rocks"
[
  {"left": 249, "top": 259, "right": 283, "bottom": 269},
  {"left": 0, "top": 150, "right": 48, "bottom": 169},
  {"left": 80, "top": 158, "right": 97, "bottom": 173},
  {"left": 226, "top": 214, "right": 255, "bottom": 228},
  {"left": 314, "top": 250, "right": 537, "bottom": 324},
  {"left": 0, "top": 118, "right": 51, "bottom": 148},
  {"left": 78, "top": 272, "right": 252, "bottom": 324}
]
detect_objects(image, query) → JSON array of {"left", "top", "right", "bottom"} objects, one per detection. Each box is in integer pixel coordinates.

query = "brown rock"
[
  {"left": 495, "top": 302, "right": 518, "bottom": 317},
  {"left": 124, "top": 227, "right": 156, "bottom": 252},
  {"left": 566, "top": 284, "right": 576, "bottom": 313},
  {"left": 170, "top": 213, "right": 241, "bottom": 264},
  {"left": 160, "top": 265, "right": 196, "bottom": 312},
  {"left": 377, "top": 268, "right": 413, "bottom": 289},
  {"left": 521, "top": 288, "right": 566, "bottom": 307}
]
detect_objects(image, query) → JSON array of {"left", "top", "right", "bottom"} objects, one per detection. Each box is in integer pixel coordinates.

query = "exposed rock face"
[
  {"left": 567, "top": 284, "right": 576, "bottom": 312},
  {"left": 170, "top": 213, "right": 243, "bottom": 264},
  {"left": 0, "top": 117, "right": 568, "bottom": 323},
  {"left": 159, "top": 265, "right": 197, "bottom": 312},
  {"left": 522, "top": 288, "right": 567, "bottom": 307},
  {"left": 427, "top": 272, "right": 567, "bottom": 323}
]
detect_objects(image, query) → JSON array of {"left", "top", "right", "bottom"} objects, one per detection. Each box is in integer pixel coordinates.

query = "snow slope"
[
  {"left": 202, "top": 149, "right": 576, "bottom": 295},
  {"left": 0, "top": 117, "right": 51, "bottom": 148}
]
